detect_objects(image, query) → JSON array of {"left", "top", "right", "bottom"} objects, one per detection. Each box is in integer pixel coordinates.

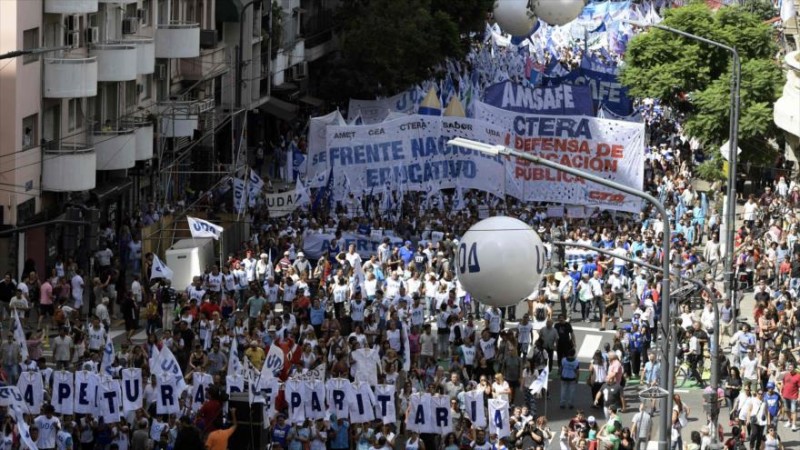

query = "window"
[
  {"left": 23, "top": 28, "right": 39, "bottom": 64},
  {"left": 142, "top": 74, "right": 152, "bottom": 100},
  {"left": 21, "top": 114, "right": 38, "bottom": 150},
  {"left": 68, "top": 99, "right": 84, "bottom": 132},
  {"left": 141, "top": 0, "right": 151, "bottom": 26},
  {"left": 126, "top": 80, "right": 137, "bottom": 111}
]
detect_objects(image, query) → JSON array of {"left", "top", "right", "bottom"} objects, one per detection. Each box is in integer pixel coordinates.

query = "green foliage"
[
  {"left": 696, "top": 157, "right": 726, "bottom": 182},
  {"left": 320, "top": 0, "right": 491, "bottom": 101},
  {"left": 742, "top": 0, "right": 777, "bottom": 21},
  {"left": 619, "top": 3, "right": 784, "bottom": 161}
]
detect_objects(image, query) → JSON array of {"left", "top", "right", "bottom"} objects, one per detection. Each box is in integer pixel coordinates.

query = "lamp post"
[
  {"left": 448, "top": 137, "right": 674, "bottom": 450},
  {"left": 625, "top": 18, "right": 741, "bottom": 330},
  {"left": 551, "top": 241, "right": 723, "bottom": 447}
]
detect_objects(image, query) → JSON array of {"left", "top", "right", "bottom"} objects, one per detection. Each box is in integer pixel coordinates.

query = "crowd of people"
[{"left": 0, "top": 10, "right": 796, "bottom": 450}]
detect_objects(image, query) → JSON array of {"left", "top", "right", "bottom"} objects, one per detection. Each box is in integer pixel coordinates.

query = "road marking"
[
  {"left": 131, "top": 330, "right": 148, "bottom": 341},
  {"left": 577, "top": 333, "right": 603, "bottom": 359},
  {"left": 572, "top": 326, "right": 618, "bottom": 334}
]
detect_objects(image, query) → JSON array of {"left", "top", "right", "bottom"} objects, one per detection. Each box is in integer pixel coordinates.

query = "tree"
[
  {"left": 619, "top": 3, "right": 783, "bottom": 163},
  {"left": 320, "top": 0, "right": 492, "bottom": 102}
]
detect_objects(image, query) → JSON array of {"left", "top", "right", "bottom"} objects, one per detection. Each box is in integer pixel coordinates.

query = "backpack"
[
  {"left": 535, "top": 306, "right": 547, "bottom": 322},
  {"left": 54, "top": 307, "right": 66, "bottom": 325}
]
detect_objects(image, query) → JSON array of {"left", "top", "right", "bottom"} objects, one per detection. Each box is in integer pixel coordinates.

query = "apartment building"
[
  {"left": 0, "top": 0, "right": 227, "bottom": 276},
  {"left": 0, "top": 0, "right": 338, "bottom": 277}
]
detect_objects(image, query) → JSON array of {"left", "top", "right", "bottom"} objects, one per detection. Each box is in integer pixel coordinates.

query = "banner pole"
[{"left": 219, "top": 237, "right": 224, "bottom": 269}]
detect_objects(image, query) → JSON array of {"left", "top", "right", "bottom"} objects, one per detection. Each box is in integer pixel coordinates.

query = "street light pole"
[
  {"left": 448, "top": 138, "right": 674, "bottom": 450},
  {"left": 554, "top": 240, "right": 723, "bottom": 446},
  {"left": 625, "top": 18, "right": 741, "bottom": 331}
]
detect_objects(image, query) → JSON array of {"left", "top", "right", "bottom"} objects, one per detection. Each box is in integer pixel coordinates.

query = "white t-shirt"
[
  {"left": 71, "top": 275, "right": 84, "bottom": 303},
  {"left": 741, "top": 356, "right": 759, "bottom": 380},
  {"left": 743, "top": 202, "right": 758, "bottom": 221},
  {"left": 34, "top": 415, "right": 60, "bottom": 449}
]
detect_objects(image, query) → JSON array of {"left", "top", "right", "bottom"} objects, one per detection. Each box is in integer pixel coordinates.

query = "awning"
[
  {"left": 260, "top": 97, "right": 299, "bottom": 121},
  {"left": 299, "top": 95, "right": 324, "bottom": 108}
]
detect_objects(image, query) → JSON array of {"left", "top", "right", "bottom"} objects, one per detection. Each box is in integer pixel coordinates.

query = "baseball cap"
[{"left": 587, "top": 416, "right": 596, "bottom": 424}]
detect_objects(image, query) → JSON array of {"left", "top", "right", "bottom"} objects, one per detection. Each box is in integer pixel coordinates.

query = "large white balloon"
[
  {"left": 457, "top": 216, "right": 547, "bottom": 307},
  {"left": 533, "top": 0, "right": 586, "bottom": 26},
  {"left": 493, "top": 0, "right": 538, "bottom": 36}
]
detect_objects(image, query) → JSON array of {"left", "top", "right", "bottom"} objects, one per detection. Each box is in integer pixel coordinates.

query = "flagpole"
[{"left": 219, "top": 237, "right": 224, "bottom": 269}]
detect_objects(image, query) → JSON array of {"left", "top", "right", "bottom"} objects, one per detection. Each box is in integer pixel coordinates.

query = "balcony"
[
  {"left": 179, "top": 45, "right": 228, "bottom": 81},
  {"left": 775, "top": 51, "right": 800, "bottom": 139},
  {"left": 42, "top": 144, "right": 96, "bottom": 192},
  {"left": 131, "top": 120, "right": 154, "bottom": 160},
  {"left": 155, "top": 22, "right": 200, "bottom": 58},
  {"left": 44, "top": 57, "right": 97, "bottom": 98},
  {"left": 44, "top": 0, "right": 98, "bottom": 14},
  {"left": 159, "top": 98, "right": 213, "bottom": 138},
  {"left": 124, "top": 37, "right": 155, "bottom": 75},
  {"left": 91, "top": 43, "right": 138, "bottom": 81},
  {"left": 94, "top": 128, "right": 136, "bottom": 170}
]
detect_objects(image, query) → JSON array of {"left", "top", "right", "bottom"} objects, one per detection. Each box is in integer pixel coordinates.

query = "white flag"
[
  {"left": 12, "top": 311, "right": 28, "bottom": 362},
  {"left": 260, "top": 345, "right": 284, "bottom": 380},
  {"left": 187, "top": 216, "right": 224, "bottom": 240},
  {"left": 100, "top": 331, "right": 115, "bottom": 376},
  {"left": 233, "top": 178, "right": 246, "bottom": 213},
  {"left": 529, "top": 366, "right": 550, "bottom": 396},
  {"left": 150, "top": 255, "right": 173, "bottom": 281},
  {"left": 227, "top": 340, "right": 243, "bottom": 377},
  {"left": 153, "top": 345, "right": 187, "bottom": 394},
  {"left": 782, "top": 0, "right": 797, "bottom": 22},
  {"left": 248, "top": 169, "right": 265, "bottom": 207},
  {"left": 295, "top": 178, "right": 311, "bottom": 206},
  {"left": 10, "top": 404, "right": 38, "bottom": 450},
  {"left": 453, "top": 184, "right": 466, "bottom": 211}
]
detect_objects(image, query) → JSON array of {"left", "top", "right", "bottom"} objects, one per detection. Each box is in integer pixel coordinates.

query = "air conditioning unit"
[
  {"left": 85, "top": 27, "right": 99, "bottom": 44},
  {"left": 154, "top": 63, "right": 167, "bottom": 80},
  {"left": 200, "top": 30, "right": 217, "bottom": 49},
  {"left": 66, "top": 31, "right": 80, "bottom": 48},
  {"left": 66, "top": 14, "right": 80, "bottom": 31},
  {"left": 292, "top": 62, "right": 307, "bottom": 80},
  {"left": 122, "top": 17, "right": 139, "bottom": 35},
  {"left": 136, "top": 8, "right": 146, "bottom": 21}
]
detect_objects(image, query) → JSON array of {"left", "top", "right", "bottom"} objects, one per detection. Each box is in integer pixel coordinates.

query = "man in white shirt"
[
  {"left": 70, "top": 270, "right": 85, "bottom": 311},
  {"left": 34, "top": 404, "right": 61, "bottom": 450},
  {"left": 94, "top": 248, "right": 113, "bottom": 270},
  {"left": 241, "top": 250, "right": 257, "bottom": 283}
]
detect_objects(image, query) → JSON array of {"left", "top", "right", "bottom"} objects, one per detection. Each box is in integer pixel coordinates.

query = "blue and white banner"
[
  {"left": 264, "top": 179, "right": 311, "bottom": 218},
  {"left": 475, "top": 101, "right": 645, "bottom": 213},
  {"left": 324, "top": 115, "right": 506, "bottom": 199},
  {"left": 542, "top": 57, "right": 633, "bottom": 117},
  {"left": 483, "top": 81, "right": 594, "bottom": 116},
  {"left": 302, "top": 231, "right": 404, "bottom": 260}
]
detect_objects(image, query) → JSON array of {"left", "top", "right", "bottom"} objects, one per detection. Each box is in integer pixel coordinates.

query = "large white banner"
[
  {"left": 324, "top": 115, "right": 506, "bottom": 199},
  {"left": 306, "top": 110, "right": 347, "bottom": 187},
  {"left": 475, "top": 101, "right": 645, "bottom": 212},
  {"left": 302, "top": 231, "right": 404, "bottom": 260}
]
